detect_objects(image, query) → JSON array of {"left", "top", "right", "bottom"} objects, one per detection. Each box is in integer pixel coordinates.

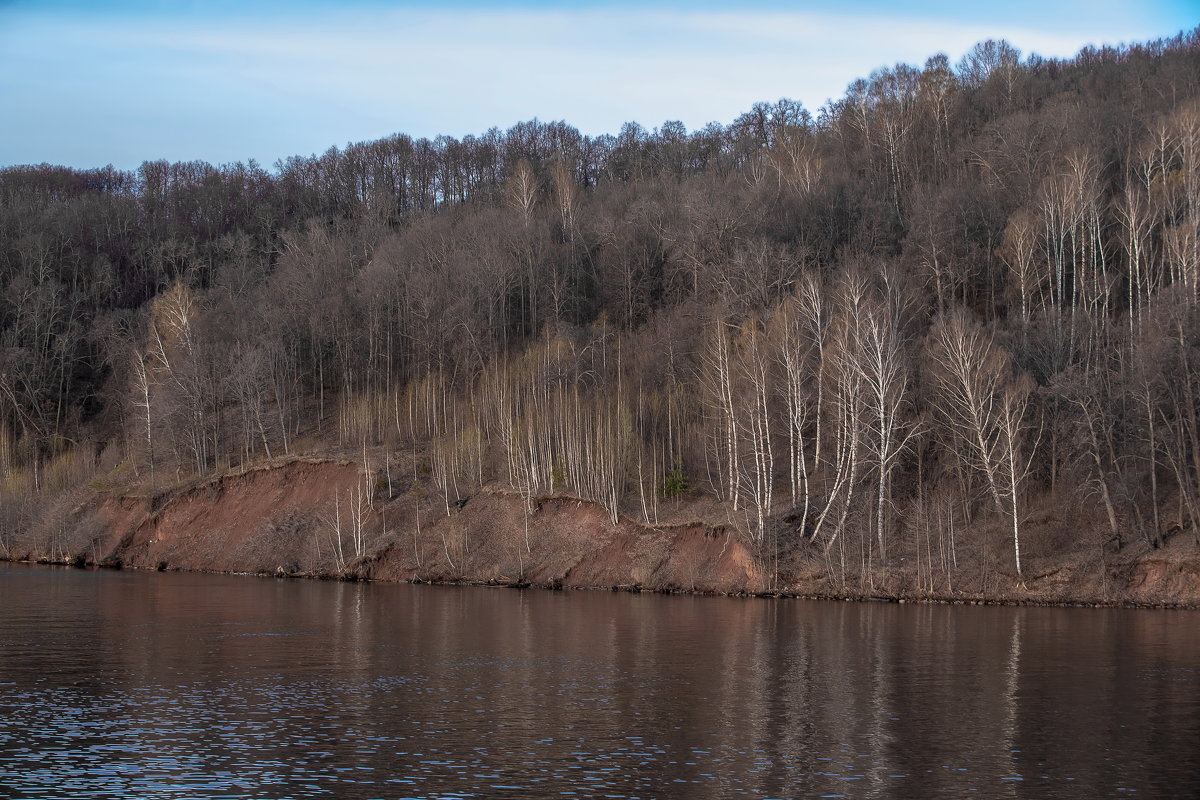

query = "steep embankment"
[
  {"left": 368, "top": 488, "right": 759, "bottom": 594},
  {"left": 24, "top": 458, "right": 1200, "bottom": 606},
  {"left": 89, "top": 459, "right": 365, "bottom": 573},
  {"left": 69, "top": 458, "right": 761, "bottom": 595}
]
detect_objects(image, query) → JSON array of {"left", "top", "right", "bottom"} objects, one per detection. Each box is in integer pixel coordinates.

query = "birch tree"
[
  {"left": 855, "top": 284, "right": 917, "bottom": 558},
  {"left": 928, "top": 310, "right": 1035, "bottom": 579}
]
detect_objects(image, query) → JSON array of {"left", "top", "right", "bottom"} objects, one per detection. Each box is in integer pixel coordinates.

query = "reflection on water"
[{"left": 1, "top": 563, "right": 1198, "bottom": 798}]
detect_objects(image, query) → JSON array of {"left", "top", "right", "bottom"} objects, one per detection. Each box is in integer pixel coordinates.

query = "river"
[{"left": 1, "top": 563, "right": 1198, "bottom": 798}]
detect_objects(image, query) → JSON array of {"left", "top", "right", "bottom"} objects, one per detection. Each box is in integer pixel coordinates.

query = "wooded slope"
[{"left": 4, "top": 31, "right": 1200, "bottom": 593}]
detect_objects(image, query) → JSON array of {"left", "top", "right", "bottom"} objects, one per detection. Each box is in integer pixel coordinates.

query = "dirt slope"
[
  {"left": 90, "top": 459, "right": 365, "bottom": 572},
  {"left": 63, "top": 459, "right": 761, "bottom": 595},
  {"left": 17, "top": 458, "right": 1200, "bottom": 606},
  {"left": 369, "top": 489, "right": 761, "bottom": 594}
]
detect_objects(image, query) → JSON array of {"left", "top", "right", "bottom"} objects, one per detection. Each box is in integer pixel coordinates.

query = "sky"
[{"left": 0, "top": 0, "right": 1196, "bottom": 172}]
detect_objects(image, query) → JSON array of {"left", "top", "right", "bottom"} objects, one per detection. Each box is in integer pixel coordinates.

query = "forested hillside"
[{"left": 4, "top": 31, "right": 1200, "bottom": 592}]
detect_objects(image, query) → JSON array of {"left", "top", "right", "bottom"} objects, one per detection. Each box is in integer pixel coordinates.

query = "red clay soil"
[
  {"left": 90, "top": 459, "right": 365, "bottom": 573},
  {"left": 369, "top": 489, "right": 762, "bottom": 594},
  {"left": 64, "top": 458, "right": 762, "bottom": 594},
  {"left": 22, "top": 458, "right": 1200, "bottom": 606}
]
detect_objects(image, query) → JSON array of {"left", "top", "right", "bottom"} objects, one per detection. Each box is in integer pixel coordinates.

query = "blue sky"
[{"left": 0, "top": 0, "right": 1195, "bottom": 171}]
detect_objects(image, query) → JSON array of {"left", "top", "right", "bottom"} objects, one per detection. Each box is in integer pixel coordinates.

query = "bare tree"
[
  {"left": 700, "top": 315, "right": 740, "bottom": 509},
  {"left": 928, "top": 310, "right": 1036, "bottom": 578},
  {"left": 999, "top": 208, "right": 1042, "bottom": 328},
  {"left": 814, "top": 271, "right": 869, "bottom": 553},
  {"left": 734, "top": 317, "right": 774, "bottom": 543},
  {"left": 855, "top": 276, "right": 918, "bottom": 558},
  {"left": 506, "top": 159, "right": 539, "bottom": 228}
]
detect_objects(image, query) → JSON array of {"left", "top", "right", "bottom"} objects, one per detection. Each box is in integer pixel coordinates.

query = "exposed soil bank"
[{"left": 9, "top": 458, "right": 1200, "bottom": 607}]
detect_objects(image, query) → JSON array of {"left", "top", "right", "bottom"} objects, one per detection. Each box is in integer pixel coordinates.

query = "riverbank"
[{"left": 6, "top": 456, "right": 1200, "bottom": 608}]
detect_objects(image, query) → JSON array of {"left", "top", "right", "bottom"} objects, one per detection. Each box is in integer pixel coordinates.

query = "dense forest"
[{"left": 4, "top": 30, "right": 1200, "bottom": 589}]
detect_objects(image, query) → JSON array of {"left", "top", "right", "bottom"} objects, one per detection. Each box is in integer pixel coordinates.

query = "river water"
[{"left": 0, "top": 563, "right": 1197, "bottom": 798}]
